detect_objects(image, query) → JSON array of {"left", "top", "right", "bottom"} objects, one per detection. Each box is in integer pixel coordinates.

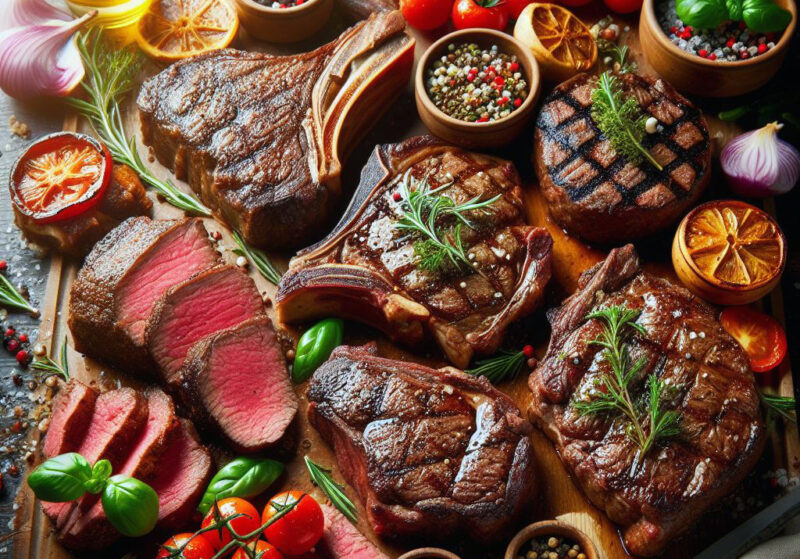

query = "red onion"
[{"left": 721, "top": 122, "right": 800, "bottom": 198}]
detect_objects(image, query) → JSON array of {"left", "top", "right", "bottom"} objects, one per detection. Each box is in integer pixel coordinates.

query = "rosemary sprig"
[
  {"left": 466, "top": 349, "right": 526, "bottom": 384},
  {"left": 591, "top": 72, "right": 663, "bottom": 171},
  {"left": 0, "top": 272, "right": 37, "bottom": 315},
  {"left": 393, "top": 170, "right": 499, "bottom": 275},
  {"left": 66, "top": 30, "right": 210, "bottom": 216},
  {"left": 231, "top": 231, "right": 283, "bottom": 285},
  {"left": 574, "top": 306, "right": 680, "bottom": 461},
  {"left": 597, "top": 40, "right": 637, "bottom": 73},
  {"left": 31, "top": 336, "right": 70, "bottom": 382},
  {"left": 305, "top": 455, "right": 357, "bottom": 523},
  {"left": 759, "top": 390, "right": 797, "bottom": 425}
]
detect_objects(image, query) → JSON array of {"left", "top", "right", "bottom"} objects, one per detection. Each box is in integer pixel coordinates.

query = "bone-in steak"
[
  {"left": 308, "top": 344, "right": 535, "bottom": 542},
  {"left": 277, "top": 136, "right": 552, "bottom": 368},
  {"left": 528, "top": 245, "right": 765, "bottom": 556},
  {"left": 137, "top": 12, "right": 414, "bottom": 249},
  {"left": 534, "top": 73, "right": 711, "bottom": 244}
]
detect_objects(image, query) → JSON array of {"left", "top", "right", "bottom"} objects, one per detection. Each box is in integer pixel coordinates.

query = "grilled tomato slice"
[{"left": 720, "top": 306, "right": 787, "bottom": 373}]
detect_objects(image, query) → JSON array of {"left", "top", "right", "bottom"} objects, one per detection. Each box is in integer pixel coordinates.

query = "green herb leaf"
[
  {"left": 305, "top": 456, "right": 357, "bottom": 523},
  {"left": 591, "top": 72, "right": 663, "bottom": 171},
  {"left": 28, "top": 453, "right": 92, "bottom": 502},
  {"left": 0, "top": 272, "right": 37, "bottom": 315},
  {"left": 31, "top": 336, "right": 70, "bottom": 382},
  {"left": 466, "top": 349, "right": 526, "bottom": 384},
  {"left": 232, "top": 231, "right": 283, "bottom": 285},
  {"left": 676, "top": 0, "right": 729, "bottom": 28},
  {"left": 198, "top": 457, "right": 284, "bottom": 515},
  {"left": 742, "top": 0, "right": 792, "bottom": 31},
  {"left": 759, "top": 390, "right": 797, "bottom": 425},
  {"left": 293, "top": 319, "right": 344, "bottom": 383},
  {"left": 101, "top": 475, "right": 159, "bottom": 537},
  {"left": 596, "top": 41, "right": 636, "bottom": 74}
]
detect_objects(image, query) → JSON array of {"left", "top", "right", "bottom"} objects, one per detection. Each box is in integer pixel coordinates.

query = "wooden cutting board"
[{"left": 12, "top": 7, "right": 799, "bottom": 559}]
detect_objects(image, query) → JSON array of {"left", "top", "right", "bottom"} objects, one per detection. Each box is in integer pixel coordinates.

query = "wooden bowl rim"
[
  {"left": 504, "top": 520, "right": 599, "bottom": 559},
  {"left": 675, "top": 199, "right": 787, "bottom": 292},
  {"left": 235, "top": 0, "right": 325, "bottom": 16},
  {"left": 397, "top": 548, "right": 462, "bottom": 559},
  {"left": 415, "top": 28, "right": 541, "bottom": 132},
  {"left": 641, "top": 0, "right": 797, "bottom": 68}
]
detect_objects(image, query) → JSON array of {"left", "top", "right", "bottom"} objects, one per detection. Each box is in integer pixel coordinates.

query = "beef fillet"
[
  {"left": 42, "top": 380, "right": 98, "bottom": 459},
  {"left": 534, "top": 73, "right": 711, "bottom": 244},
  {"left": 308, "top": 344, "right": 535, "bottom": 543},
  {"left": 528, "top": 245, "right": 765, "bottom": 556}
]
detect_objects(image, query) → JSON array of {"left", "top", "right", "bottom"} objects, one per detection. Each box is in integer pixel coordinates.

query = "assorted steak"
[
  {"left": 137, "top": 11, "right": 415, "bottom": 249},
  {"left": 534, "top": 73, "right": 711, "bottom": 244},
  {"left": 308, "top": 344, "right": 535, "bottom": 542},
  {"left": 42, "top": 379, "right": 98, "bottom": 458},
  {"left": 527, "top": 245, "right": 765, "bottom": 556},
  {"left": 277, "top": 136, "right": 553, "bottom": 368}
]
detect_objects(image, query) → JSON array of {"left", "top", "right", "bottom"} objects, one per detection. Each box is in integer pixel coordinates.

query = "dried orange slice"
[
  {"left": 672, "top": 200, "right": 786, "bottom": 305},
  {"left": 513, "top": 3, "right": 597, "bottom": 82},
  {"left": 136, "top": 0, "right": 238, "bottom": 63}
]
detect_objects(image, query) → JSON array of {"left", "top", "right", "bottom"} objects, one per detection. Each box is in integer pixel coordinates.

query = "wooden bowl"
[
  {"left": 505, "top": 521, "right": 599, "bottom": 559},
  {"left": 234, "top": 0, "right": 332, "bottom": 43},
  {"left": 415, "top": 29, "right": 541, "bottom": 149},
  {"left": 639, "top": 0, "right": 797, "bottom": 97},
  {"left": 398, "top": 548, "right": 461, "bottom": 559}
]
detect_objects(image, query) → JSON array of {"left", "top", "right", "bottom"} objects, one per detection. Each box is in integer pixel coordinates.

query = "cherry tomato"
[
  {"left": 451, "top": 0, "right": 509, "bottom": 30},
  {"left": 400, "top": 0, "right": 453, "bottom": 29},
  {"left": 232, "top": 540, "right": 285, "bottom": 559},
  {"left": 505, "top": 0, "right": 533, "bottom": 18},
  {"left": 603, "top": 0, "right": 642, "bottom": 13},
  {"left": 262, "top": 491, "right": 324, "bottom": 555},
  {"left": 720, "top": 306, "right": 788, "bottom": 373},
  {"left": 201, "top": 497, "right": 262, "bottom": 551},
  {"left": 157, "top": 533, "right": 215, "bottom": 559}
]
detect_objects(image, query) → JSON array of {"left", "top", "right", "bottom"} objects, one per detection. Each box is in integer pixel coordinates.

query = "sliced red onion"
[
  {"left": 0, "top": 0, "right": 72, "bottom": 32},
  {"left": 721, "top": 122, "right": 800, "bottom": 198}
]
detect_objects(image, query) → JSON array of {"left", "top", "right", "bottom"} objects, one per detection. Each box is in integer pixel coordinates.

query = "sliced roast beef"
[
  {"left": 319, "top": 504, "right": 388, "bottom": 559},
  {"left": 69, "top": 217, "right": 219, "bottom": 375},
  {"left": 308, "top": 344, "right": 535, "bottom": 542},
  {"left": 42, "top": 380, "right": 98, "bottom": 458},
  {"left": 178, "top": 317, "right": 296, "bottom": 452},
  {"left": 58, "top": 388, "right": 178, "bottom": 550},
  {"left": 150, "top": 419, "right": 213, "bottom": 531},
  {"left": 146, "top": 264, "right": 266, "bottom": 384}
]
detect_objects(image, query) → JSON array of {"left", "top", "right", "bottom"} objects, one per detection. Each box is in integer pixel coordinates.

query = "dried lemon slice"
[
  {"left": 136, "top": 0, "right": 238, "bottom": 63},
  {"left": 513, "top": 3, "right": 597, "bottom": 82}
]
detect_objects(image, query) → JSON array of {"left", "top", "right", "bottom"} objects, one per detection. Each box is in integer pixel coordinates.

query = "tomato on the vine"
[
  {"left": 603, "top": 0, "right": 642, "bottom": 13},
  {"left": 720, "top": 306, "right": 788, "bottom": 373},
  {"left": 232, "top": 540, "right": 285, "bottom": 559},
  {"left": 452, "top": 0, "right": 509, "bottom": 30},
  {"left": 505, "top": 0, "right": 533, "bottom": 18},
  {"left": 156, "top": 533, "right": 215, "bottom": 559},
  {"left": 400, "top": 0, "right": 453, "bottom": 30},
  {"left": 262, "top": 491, "right": 324, "bottom": 555},
  {"left": 200, "top": 497, "right": 262, "bottom": 551}
]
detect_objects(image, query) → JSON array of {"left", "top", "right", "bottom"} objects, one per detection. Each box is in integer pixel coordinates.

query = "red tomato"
[
  {"left": 400, "top": 0, "right": 453, "bottom": 29},
  {"left": 603, "top": 0, "right": 642, "bottom": 13},
  {"left": 262, "top": 491, "right": 324, "bottom": 555},
  {"left": 505, "top": 0, "right": 533, "bottom": 18},
  {"left": 201, "top": 498, "right": 262, "bottom": 551},
  {"left": 232, "top": 540, "right": 285, "bottom": 559},
  {"left": 720, "top": 306, "right": 788, "bottom": 372},
  {"left": 451, "top": 0, "right": 509, "bottom": 30},
  {"left": 156, "top": 533, "right": 215, "bottom": 559}
]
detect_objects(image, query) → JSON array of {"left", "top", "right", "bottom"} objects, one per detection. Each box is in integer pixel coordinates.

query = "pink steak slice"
[
  {"left": 42, "top": 380, "right": 98, "bottom": 459},
  {"left": 320, "top": 504, "right": 389, "bottom": 559}
]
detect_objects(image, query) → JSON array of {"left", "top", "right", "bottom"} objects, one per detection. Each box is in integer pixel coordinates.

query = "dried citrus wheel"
[
  {"left": 672, "top": 200, "right": 786, "bottom": 305},
  {"left": 513, "top": 3, "right": 597, "bottom": 82},
  {"left": 136, "top": 0, "right": 238, "bottom": 63}
]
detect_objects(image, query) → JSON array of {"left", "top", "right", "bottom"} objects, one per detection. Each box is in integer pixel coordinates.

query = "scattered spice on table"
[
  {"left": 518, "top": 534, "right": 587, "bottom": 559},
  {"left": 658, "top": 0, "right": 781, "bottom": 61},
  {"left": 425, "top": 42, "right": 529, "bottom": 123}
]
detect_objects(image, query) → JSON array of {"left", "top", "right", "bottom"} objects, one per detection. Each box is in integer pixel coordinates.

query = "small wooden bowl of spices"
[
  {"left": 415, "top": 28, "right": 540, "bottom": 149},
  {"left": 234, "top": 0, "right": 333, "bottom": 43},
  {"left": 505, "top": 521, "right": 598, "bottom": 559},
  {"left": 398, "top": 548, "right": 461, "bottom": 559}
]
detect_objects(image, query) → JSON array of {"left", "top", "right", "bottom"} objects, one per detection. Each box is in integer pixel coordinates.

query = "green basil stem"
[
  {"left": 198, "top": 457, "right": 284, "bottom": 515},
  {"left": 293, "top": 319, "right": 344, "bottom": 383}
]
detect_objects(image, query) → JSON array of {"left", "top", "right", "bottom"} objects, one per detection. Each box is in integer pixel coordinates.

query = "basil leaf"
[
  {"left": 27, "top": 453, "right": 92, "bottom": 502},
  {"left": 198, "top": 457, "right": 284, "bottom": 515},
  {"left": 726, "top": 0, "right": 744, "bottom": 20},
  {"left": 293, "top": 318, "right": 344, "bottom": 383},
  {"left": 101, "top": 475, "right": 159, "bottom": 537},
  {"left": 743, "top": 0, "right": 792, "bottom": 31},
  {"left": 676, "top": 0, "right": 729, "bottom": 28}
]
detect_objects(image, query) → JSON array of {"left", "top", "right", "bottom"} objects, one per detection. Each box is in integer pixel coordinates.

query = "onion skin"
[
  {"left": 721, "top": 122, "right": 800, "bottom": 198},
  {"left": 0, "top": 0, "right": 72, "bottom": 31}
]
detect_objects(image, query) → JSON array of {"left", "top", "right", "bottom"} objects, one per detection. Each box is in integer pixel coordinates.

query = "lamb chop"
[
  {"left": 137, "top": 11, "right": 414, "bottom": 249},
  {"left": 528, "top": 245, "right": 765, "bottom": 556},
  {"left": 276, "top": 136, "right": 552, "bottom": 368}
]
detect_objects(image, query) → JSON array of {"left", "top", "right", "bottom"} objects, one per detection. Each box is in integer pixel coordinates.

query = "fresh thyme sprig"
[
  {"left": 466, "top": 349, "right": 527, "bottom": 384},
  {"left": 65, "top": 30, "right": 210, "bottom": 216},
  {"left": 759, "top": 390, "right": 797, "bottom": 425},
  {"left": 232, "top": 231, "right": 283, "bottom": 285},
  {"left": 31, "top": 336, "right": 70, "bottom": 382},
  {"left": 597, "top": 40, "right": 637, "bottom": 73},
  {"left": 305, "top": 455, "right": 357, "bottom": 523},
  {"left": 574, "top": 306, "right": 680, "bottom": 461},
  {"left": 0, "top": 271, "right": 37, "bottom": 315},
  {"left": 393, "top": 170, "right": 500, "bottom": 275},
  {"left": 591, "top": 72, "right": 663, "bottom": 171}
]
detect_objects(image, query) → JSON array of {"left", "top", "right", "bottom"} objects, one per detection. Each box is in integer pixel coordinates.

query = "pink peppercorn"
[
  {"left": 514, "top": 98, "right": 522, "bottom": 108},
  {"left": 758, "top": 43, "right": 767, "bottom": 53},
  {"left": 698, "top": 49, "right": 708, "bottom": 57},
  {"left": 19, "top": 334, "right": 28, "bottom": 343},
  {"left": 709, "top": 53, "right": 717, "bottom": 60},
  {"left": 393, "top": 192, "right": 402, "bottom": 202},
  {"left": 16, "top": 350, "right": 29, "bottom": 365},
  {"left": 0, "top": 260, "right": 6, "bottom": 271},
  {"left": 523, "top": 345, "right": 535, "bottom": 358},
  {"left": 7, "top": 339, "right": 19, "bottom": 353}
]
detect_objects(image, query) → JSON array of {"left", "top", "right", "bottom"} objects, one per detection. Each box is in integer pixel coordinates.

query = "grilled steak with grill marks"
[
  {"left": 534, "top": 73, "right": 711, "bottom": 244},
  {"left": 277, "top": 136, "right": 552, "bottom": 368},
  {"left": 528, "top": 245, "right": 765, "bottom": 556},
  {"left": 308, "top": 344, "right": 535, "bottom": 542}
]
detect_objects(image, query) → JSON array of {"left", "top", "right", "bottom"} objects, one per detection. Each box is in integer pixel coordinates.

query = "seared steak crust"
[
  {"left": 277, "top": 136, "right": 552, "bottom": 368},
  {"left": 308, "top": 344, "right": 535, "bottom": 542},
  {"left": 528, "top": 245, "right": 765, "bottom": 556},
  {"left": 534, "top": 73, "right": 711, "bottom": 243}
]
